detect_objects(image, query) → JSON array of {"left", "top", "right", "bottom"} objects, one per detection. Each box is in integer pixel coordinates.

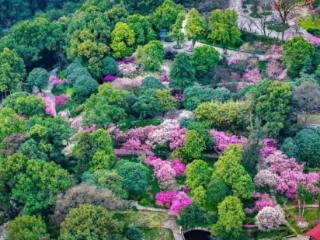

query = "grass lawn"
[
  {"left": 143, "top": 228, "right": 174, "bottom": 240},
  {"left": 113, "top": 210, "right": 174, "bottom": 240},
  {"left": 286, "top": 207, "right": 320, "bottom": 234}
]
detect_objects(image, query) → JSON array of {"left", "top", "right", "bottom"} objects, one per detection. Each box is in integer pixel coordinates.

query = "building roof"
[{"left": 306, "top": 224, "right": 320, "bottom": 240}]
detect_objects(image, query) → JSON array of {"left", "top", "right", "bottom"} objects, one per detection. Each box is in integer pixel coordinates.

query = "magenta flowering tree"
[
  {"left": 260, "top": 138, "right": 278, "bottom": 158},
  {"left": 210, "top": 130, "right": 247, "bottom": 153},
  {"left": 155, "top": 191, "right": 192, "bottom": 216},
  {"left": 254, "top": 193, "right": 275, "bottom": 211},
  {"left": 39, "top": 95, "right": 56, "bottom": 116},
  {"left": 171, "top": 159, "right": 186, "bottom": 177},
  {"left": 115, "top": 137, "right": 152, "bottom": 156},
  {"left": 255, "top": 206, "right": 286, "bottom": 232},
  {"left": 146, "top": 156, "right": 186, "bottom": 182},
  {"left": 257, "top": 142, "right": 320, "bottom": 199},
  {"left": 267, "top": 59, "right": 287, "bottom": 81},
  {"left": 168, "top": 127, "right": 186, "bottom": 149},
  {"left": 304, "top": 34, "right": 320, "bottom": 46},
  {"left": 55, "top": 94, "right": 69, "bottom": 107},
  {"left": 102, "top": 75, "right": 117, "bottom": 82},
  {"left": 243, "top": 68, "right": 262, "bottom": 84},
  {"left": 49, "top": 75, "right": 64, "bottom": 85}
]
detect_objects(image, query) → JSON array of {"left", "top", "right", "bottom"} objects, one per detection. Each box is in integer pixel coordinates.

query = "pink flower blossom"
[
  {"left": 260, "top": 138, "right": 278, "bottom": 158},
  {"left": 254, "top": 193, "right": 275, "bottom": 211},
  {"left": 43, "top": 96, "right": 56, "bottom": 116},
  {"left": 168, "top": 127, "right": 186, "bottom": 149},
  {"left": 243, "top": 68, "right": 262, "bottom": 84},
  {"left": 55, "top": 94, "right": 68, "bottom": 107},
  {"left": 49, "top": 75, "right": 64, "bottom": 85},
  {"left": 155, "top": 191, "right": 192, "bottom": 216},
  {"left": 102, "top": 75, "right": 117, "bottom": 82},
  {"left": 210, "top": 130, "right": 247, "bottom": 153},
  {"left": 170, "top": 159, "right": 186, "bottom": 177},
  {"left": 304, "top": 34, "right": 320, "bottom": 46},
  {"left": 255, "top": 206, "right": 286, "bottom": 232}
]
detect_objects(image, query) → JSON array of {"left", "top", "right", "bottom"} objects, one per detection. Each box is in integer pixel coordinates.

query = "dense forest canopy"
[{"left": 0, "top": 0, "right": 320, "bottom": 239}]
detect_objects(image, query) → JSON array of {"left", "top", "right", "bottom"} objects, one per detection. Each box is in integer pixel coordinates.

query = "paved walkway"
[{"left": 229, "top": 0, "right": 308, "bottom": 40}]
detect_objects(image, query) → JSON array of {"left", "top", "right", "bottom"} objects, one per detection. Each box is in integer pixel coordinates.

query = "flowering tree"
[
  {"left": 49, "top": 75, "right": 64, "bottom": 85},
  {"left": 210, "top": 130, "right": 247, "bottom": 153},
  {"left": 155, "top": 191, "right": 192, "bottom": 216},
  {"left": 243, "top": 68, "right": 262, "bottom": 84},
  {"left": 255, "top": 206, "right": 286, "bottom": 232}
]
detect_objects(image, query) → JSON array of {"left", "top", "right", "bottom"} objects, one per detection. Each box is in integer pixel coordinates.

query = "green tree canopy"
[
  {"left": 212, "top": 196, "right": 245, "bottom": 240},
  {"left": 0, "top": 48, "right": 26, "bottom": 95},
  {"left": 183, "top": 86, "right": 230, "bottom": 111},
  {"left": 6, "top": 215, "right": 48, "bottom": 240},
  {"left": 137, "top": 40, "right": 164, "bottom": 71},
  {"left": 11, "top": 159, "right": 73, "bottom": 214},
  {"left": 169, "top": 53, "right": 195, "bottom": 91},
  {"left": 186, "top": 8, "right": 206, "bottom": 48},
  {"left": 174, "top": 130, "right": 206, "bottom": 162},
  {"left": 208, "top": 9, "right": 240, "bottom": 48},
  {"left": 127, "top": 14, "right": 156, "bottom": 45},
  {"left": 59, "top": 204, "right": 124, "bottom": 240},
  {"left": 83, "top": 83, "right": 129, "bottom": 127},
  {"left": 26, "top": 67, "right": 49, "bottom": 91},
  {"left": 251, "top": 79, "right": 292, "bottom": 137},
  {"left": 185, "top": 159, "right": 213, "bottom": 191},
  {"left": 2, "top": 92, "right": 44, "bottom": 117},
  {"left": 0, "top": 17, "right": 64, "bottom": 66},
  {"left": 283, "top": 36, "right": 315, "bottom": 76},
  {"left": 111, "top": 22, "right": 135, "bottom": 59},
  {"left": 214, "top": 145, "right": 254, "bottom": 200},
  {"left": 115, "top": 160, "right": 150, "bottom": 198},
  {"left": 151, "top": 0, "right": 183, "bottom": 30},
  {"left": 72, "top": 129, "right": 116, "bottom": 176},
  {"left": 67, "top": 6, "right": 111, "bottom": 77},
  {"left": 191, "top": 45, "right": 220, "bottom": 84}
]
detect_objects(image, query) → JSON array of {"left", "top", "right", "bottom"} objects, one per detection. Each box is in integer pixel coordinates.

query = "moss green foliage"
[
  {"left": 177, "top": 204, "right": 215, "bottom": 229},
  {"left": 151, "top": 0, "right": 183, "bottom": 30},
  {"left": 299, "top": 16, "right": 320, "bottom": 36},
  {"left": 6, "top": 215, "right": 48, "bottom": 240},
  {"left": 191, "top": 45, "right": 220, "bottom": 84},
  {"left": 141, "top": 76, "right": 165, "bottom": 89},
  {"left": 214, "top": 145, "right": 254, "bottom": 200},
  {"left": 294, "top": 128, "right": 320, "bottom": 168},
  {"left": 106, "top": 3, "right": 128, "bottom": 26},
  {"left": 0, "top": 17, "right": 64, "bottom": 66},
  {"left": 94, "top": 170, "right": 128, "bottom": 199},
  {"left": 207, "top": 176, "right": 231, "bottom": 207},
  {"left": 126, "top": 227, "right": 144, "bottom": 240},
  {"left": 116, "top": 160, "right": 150, "bottom": 198},
  {"left": 186, "top": 8, "right": 206, "bottom": 47},
  {"left": 208, "top": 9, "right": 240, "bottom": 48},
  {"left": 23, "top": 116, "right": 74, "bottom": 163},
  {"left": 195, "top": 101, "right": 250, "bottom": 132},
  {"left": 185, "top": 159, "right": 213, "bottom": 191},
  {"left": 3, "top": 92, "right": 44, "bottom": 117},
  {"left": 169, "top": 12, "right": 185, "bottom": 48},
  {"left": 174, "top": 130, "right": 206, "bottom": 162},
  {"left": 280, "top": 137, "right": 299, "bottom": 158},
  {"left": 251, "top": 80, "right": 292, "bottom": 137},
  {"left": 66, "top": 6, "right": 111, "bottom": 77},
  {"left": 73, "top": 129, "right": 116, "bottom": 176},
  {"left": 83, "top": 83, "right": 128, "bottom": 127},
  {"left": 137, "top": 40, "right": 164, "bottom": 71},
  {"left": 211, "top": 196, "right": 245, "bottom": 240},
  {"left": 0, "top": 153, "right": 73, "bottom": 215},
  {"left": 127, "top": 14, "right": 156, "bottom": 45},
  {"left": 27, "top": 67, "right": 49, "bottom": 91},
  {"left": 183, "top": 86, "right": 231, "bottom": 110},
  {"left": 0, "top": 107, "right": 25, "bottom": 144},
  {"left": 59, "top": 204, "right": 124, "bottom": 240},
  {"left": 0, "top": 48, "right": 26, "bottom": 94},
  {"left": 169, "top": 53, "right": 195, "bottom": 91},
  {"left": 111, "top": 22, "right": 135, "bottom": 59},
  {"left": 154, "top": 89, "right": 178, "bottom": 112},
  {"left": 283, "top": 36, "right": 315, "bottom": 76}
]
